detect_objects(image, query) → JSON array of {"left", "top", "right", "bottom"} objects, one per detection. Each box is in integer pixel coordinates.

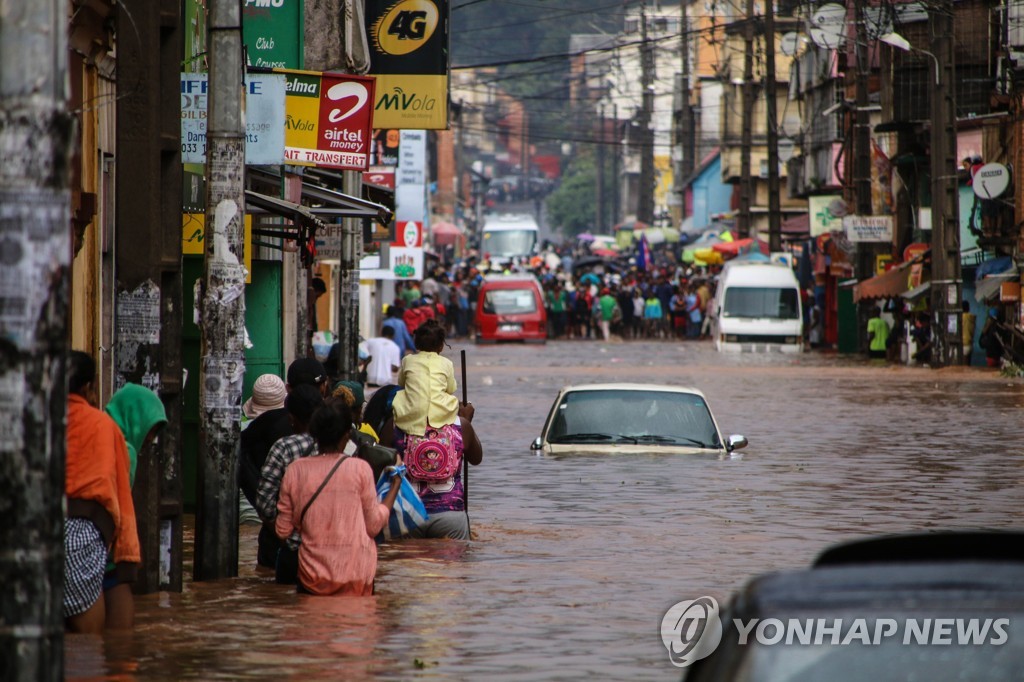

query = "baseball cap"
[{"left": 287, "top": 357, "right": 327, "bottom": 387}]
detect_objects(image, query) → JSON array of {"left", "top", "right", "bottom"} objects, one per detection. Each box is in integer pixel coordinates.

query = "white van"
[
  {"left": 480, "top": 213, "right": 539, "bottom": 269},
  {"left": 712, "top": 261, "right": 803, "bottom": 353}
]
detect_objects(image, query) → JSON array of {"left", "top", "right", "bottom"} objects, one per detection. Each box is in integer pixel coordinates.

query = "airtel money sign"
[{"left": 275, "top": 69, "right": 377, "bottom": 171}]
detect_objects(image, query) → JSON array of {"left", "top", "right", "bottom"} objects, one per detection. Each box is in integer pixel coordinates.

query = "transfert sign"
[
  {"left": 180, "top": 73, "right": 286, "bottom": 165},
  {"left": 276, "top": 69, "right": 377, "bottom": 170},
  {"left": 366, "top": 0, "right": 450, "bottom": 129}
]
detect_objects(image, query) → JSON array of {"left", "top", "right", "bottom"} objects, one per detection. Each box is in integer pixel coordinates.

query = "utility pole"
[
  {"left": 116, "top": 0, "right": 184, "bottom": 594},
  {"left": 338, "top": 171, "right": 361, "bottom": 381},
  {"left": 196, "top": 0, "right": 246, "bottom": 580},
  {"left": 597, "top": 102, "right": 606, "bottom": 232},
  {"left": 679, "top": 0, "right": 696, "bottom": 180},
  {"left": 613, "top": 103, "right": 622, "bottom": 225},
  {"left": 637, "top": 3, "right": 657, "bottom": 225},
  {"left": 853, "top": 0, "right": 875, "bottom": 352},
  {"left": 764, "top": 0, "right": 782, "bottom": 252},
  {"left": 737, "top": 0, "right": 756, "bottom": 238},
  {"left": 0, "top": 2, "right": 73, "bottom": 678},
  {"left": 929, "top": 0, "right": 962, "bottom": 366}
]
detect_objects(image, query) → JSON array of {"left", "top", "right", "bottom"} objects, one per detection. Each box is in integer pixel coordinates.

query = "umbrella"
[
  {"left": 577, "top": 232, "right": 596, "bottom": 242},
  {"left": 580, "top": 272, "right": 601, "bottom": 286},
  {"left": 592, "top": 248, "right": 618, "bottom": 258},
  {"left": 614, "top": 220, "right": 650, "bottom": 232}
]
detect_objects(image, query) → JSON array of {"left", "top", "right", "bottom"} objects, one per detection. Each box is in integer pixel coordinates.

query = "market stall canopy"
[{"left": 712, "top": 237, "right": 767, "bottom": 257}]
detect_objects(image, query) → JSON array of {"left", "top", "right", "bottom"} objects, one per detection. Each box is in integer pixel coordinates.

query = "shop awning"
[
  {"left": 246, "top": 190, "right": 326, "bottom": 231},
  {"left": 299, "top": 182, "right": 393, "bottom": 224},
  {"left": 900, "top": 281, "right": 931, "bottom": 301},
  {"left": 975, "top": 272, "right": 1018, "bottom": 303},
  {"left": 781, "top": 213, "right": 809, "bottom": 235},
  {"left": 245, "top": 190, "right": 327, "bottom": 267},
  {"left": 853, "top": 261, "right": 913, "bottom": 302},
  {"left": 248, "top": 166, "right": 393, "bottom": 224}
]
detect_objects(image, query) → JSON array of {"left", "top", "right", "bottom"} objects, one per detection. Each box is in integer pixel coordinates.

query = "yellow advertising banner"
[
  {"left": 365, "top": 0, "right": 450, "bottom": 130},
  {"left": 182, "top": 213, "right": 253, "bottom": 283},
  {"left": 371, "top": 74, "right": 449, "bottom": 130}
]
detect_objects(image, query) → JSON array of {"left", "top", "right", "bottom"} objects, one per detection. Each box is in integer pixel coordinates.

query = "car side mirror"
[
  {"left": 530, "top": 436, "right": 543, "bottom": 450},
  {"left": 727, "top": 435, "right": 748, "bottom": 452}
]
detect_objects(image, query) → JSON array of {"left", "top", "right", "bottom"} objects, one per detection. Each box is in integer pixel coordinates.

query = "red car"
[{"left": 475, "top": 275, "right": 547, "bottom": 344}]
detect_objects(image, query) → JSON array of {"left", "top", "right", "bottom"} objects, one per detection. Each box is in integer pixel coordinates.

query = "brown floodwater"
[{"left": 65, "top": 340, "right": 1024, "bottom": 680}]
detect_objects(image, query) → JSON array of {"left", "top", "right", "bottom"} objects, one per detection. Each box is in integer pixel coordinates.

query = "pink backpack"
[{"left": 404, "top": 426, "right": 460, "bottom": 481}]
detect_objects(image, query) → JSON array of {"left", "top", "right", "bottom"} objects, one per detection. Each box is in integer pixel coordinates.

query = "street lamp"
[{"left": 879, "top": 32, "right": 940, "bottom": 85}]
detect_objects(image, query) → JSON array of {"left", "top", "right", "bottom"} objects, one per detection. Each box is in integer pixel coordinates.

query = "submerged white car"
[{"left": 531, "top": 383, "right": 748, "bottom": 456}]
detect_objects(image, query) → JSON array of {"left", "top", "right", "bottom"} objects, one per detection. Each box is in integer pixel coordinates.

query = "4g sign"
[
  {"left": 376, "top": 1, "right": 440, "bottom": 53},
  {"left": 366, "top": 0, "right": 449, "bottom": 129}
]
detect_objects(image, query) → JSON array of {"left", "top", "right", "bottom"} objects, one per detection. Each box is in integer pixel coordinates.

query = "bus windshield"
[
  {"left": 723, "top": 287, "right": 800, "bottom": 319},
  {"left": 482, "top": 229, "right": 536, "bottom": 258}
]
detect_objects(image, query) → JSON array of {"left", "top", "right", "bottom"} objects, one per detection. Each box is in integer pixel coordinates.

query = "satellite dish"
[
  {"left": 808, "top": 4, "right": 846, "bottom": 50},
  {"left": 972, "top": 163, "right": 1010, "bottom": 199},
  {"left": 777, "top": 138, "right": 796, "bottom": 162},
  {"left": 780, "top": 32, "right": 801, "bottom": 56}
]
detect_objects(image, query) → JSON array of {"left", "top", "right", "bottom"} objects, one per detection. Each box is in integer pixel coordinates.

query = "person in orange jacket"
[{"left": 64, "top": 351, "right": 140, "bottom": 633}]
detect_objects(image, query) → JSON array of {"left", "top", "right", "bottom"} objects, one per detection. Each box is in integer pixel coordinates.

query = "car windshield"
[
  {"left": 482, "top": 229, "right": 536, "bottom": 257},
  {"left": 546, "top": 389, "right": 721, "bottom": 447},
  {"left": 723, "top": 287, "right": 800, "bottom": 319},
  {"left": 483, "top": 288, "right": 537, "bottom": 315}
]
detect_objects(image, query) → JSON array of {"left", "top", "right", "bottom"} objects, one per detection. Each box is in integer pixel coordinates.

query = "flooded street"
[{"left": 66, "top": 340, "right": 1024, "bottom": 680}]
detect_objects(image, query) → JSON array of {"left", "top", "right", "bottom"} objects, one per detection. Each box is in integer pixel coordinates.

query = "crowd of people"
[
  {"left": 239, "top": 316, "right": 483, "bottom": 598},
  {"left": 372, "top": 240, "right": 722, "bottom": 346}
]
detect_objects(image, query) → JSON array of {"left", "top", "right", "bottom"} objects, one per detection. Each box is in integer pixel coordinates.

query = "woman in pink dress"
[{"left": 276, "top": 399, "right": 400, "bottom": 595}]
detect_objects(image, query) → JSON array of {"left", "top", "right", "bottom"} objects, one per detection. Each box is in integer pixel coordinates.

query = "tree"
[{"left": 546, "top": 153, "right": 602, "bottom": 235}]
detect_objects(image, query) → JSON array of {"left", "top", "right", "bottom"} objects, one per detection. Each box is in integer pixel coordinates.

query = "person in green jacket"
[{"left": 103, "top": 383, "right": 168, "bottom": 629}]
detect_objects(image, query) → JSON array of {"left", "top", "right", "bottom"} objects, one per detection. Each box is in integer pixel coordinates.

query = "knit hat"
[
  {"left": 243, "top": 374, "right": 286, "bottom": 419},
  {"left": 334, "top": 380, "right": 365, "bottom": 408}
]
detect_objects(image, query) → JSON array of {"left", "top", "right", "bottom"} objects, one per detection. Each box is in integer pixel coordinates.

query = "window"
[{"left": 723, "top": 287, "right": 800, "bottom": 319}]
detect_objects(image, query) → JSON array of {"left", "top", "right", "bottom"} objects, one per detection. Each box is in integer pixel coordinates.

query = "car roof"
[
  {"left": 559, "top": 382, "right": 707, "bottom": 397},
  {"left": 732, "top": 562, "right": 1024, "bottom": 616},
  {"left": 730, "top": 532, "right": 1024, "bottom": 616}
]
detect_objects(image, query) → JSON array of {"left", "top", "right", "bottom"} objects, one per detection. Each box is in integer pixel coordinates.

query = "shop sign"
[
  {"left": 358, "top": 247, "right": 424, "bottom": 280},
  {"left": 363, "top": 169, "right": 395, "bottom": 189},
  {"left": 370, "top": 130, "right": 401, "bottom": 166},
  {"left": 366, "top": 0, "right": 450, "bottom": 129},
  {"left": 842, "top": 215, "right": 893, "bottom": 242},
  {"left": 181, "top": 73, "right": 286, "bottom": 165},
  {"left": 243, "top": 0, "right": 304, "bottom": 69},
  {"left": 808, "top": 195, "right": 845, "bottom": 236},
  {"left": 276, "top": 69, "right": 377, "bottom": 170},
  {"left": 182, "top": 213, "right": 253, "bottom": 283}
]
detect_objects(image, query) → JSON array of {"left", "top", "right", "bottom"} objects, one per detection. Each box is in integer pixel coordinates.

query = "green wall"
[{"left": 181, "top": 257, "right": 284, "bottom": 509}]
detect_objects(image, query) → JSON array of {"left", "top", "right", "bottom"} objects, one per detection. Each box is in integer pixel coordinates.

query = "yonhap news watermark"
[{"left": 661, "top": 596, "right": 1011, "bottom": 668}]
